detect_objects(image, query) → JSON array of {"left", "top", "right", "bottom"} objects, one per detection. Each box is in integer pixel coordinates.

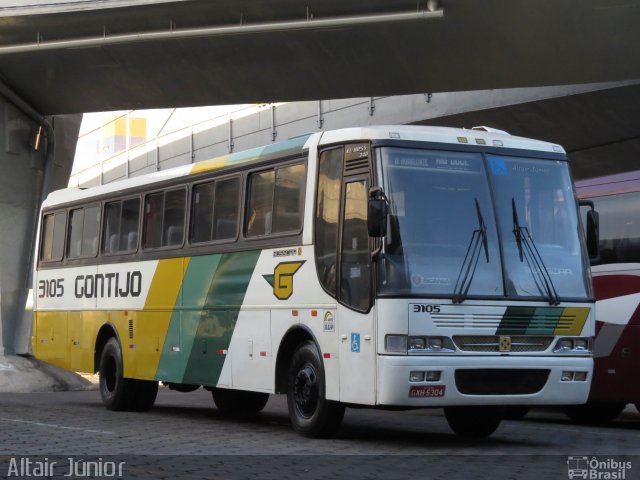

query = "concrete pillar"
[{"left": 0, "top": 96, "right": 80, "bottom": 354}]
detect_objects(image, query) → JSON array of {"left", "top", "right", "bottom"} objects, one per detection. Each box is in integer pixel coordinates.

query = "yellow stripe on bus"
[
  {"left": 553, "top": 307, "right": 590, "bottom": 336},
  {"left": 133, "top": 257, "right": 190, "bottom": 380},
  {"left": 190, "top": 159, "right": 228, "bottom": 175}
]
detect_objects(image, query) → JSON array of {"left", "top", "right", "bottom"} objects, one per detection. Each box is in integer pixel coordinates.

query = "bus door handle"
[{"left": 340, "top": 334, "right": 347, "bottom": 341}]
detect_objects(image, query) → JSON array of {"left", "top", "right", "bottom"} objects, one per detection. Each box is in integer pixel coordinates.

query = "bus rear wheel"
[
  {"left": 212, "top": 388, "right": 269, "bottom": 414},
  {"left": 98, "top": 337, "right": 157, "bottom": 411},
  {"left": 286, "top": 341, "right": 345, "bottom": 438},
  {"left": 444, "top": 406, "right": 502, "bottom": 438},
  {"left": 564, "top": 402, "right": 625, "bottom": 424},
  {"left": 129, "top": 379, "right": 159, "bottom": 411}
]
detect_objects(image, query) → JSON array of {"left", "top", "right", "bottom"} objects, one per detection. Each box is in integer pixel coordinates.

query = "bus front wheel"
[
  {"left": 287, "top": 341, "right": 345, "bottom": 438},
  {"left": 444, "top": 406, "right": 502, "bottom": 438},
  {"left": 564, "top": 402, "right": 625, "bottom": 423},
  {"left": 98, "top": 337, "right": 158, "bottom": 411}
]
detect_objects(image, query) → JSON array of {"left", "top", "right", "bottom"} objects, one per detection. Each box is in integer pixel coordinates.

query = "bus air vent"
[{"left": 455, "top": 369, "right": 550, "bottom": 395}]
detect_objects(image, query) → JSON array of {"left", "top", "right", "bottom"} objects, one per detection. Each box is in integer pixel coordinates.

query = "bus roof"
[
  {"left": 575, "top": 169, "right": 640, "bottom": 198},
  {"left": 44, "top": 125, "right": 564, "bottom": 208}
]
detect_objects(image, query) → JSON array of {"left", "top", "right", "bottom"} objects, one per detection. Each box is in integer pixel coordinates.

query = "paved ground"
[{"left": 0, "top": 387, "right": 638, "bottom": 479}]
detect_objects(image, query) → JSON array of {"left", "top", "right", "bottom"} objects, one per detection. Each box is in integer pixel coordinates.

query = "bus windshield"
[{"left": 377, "top": 147, "right": 591, "bottom": 301}]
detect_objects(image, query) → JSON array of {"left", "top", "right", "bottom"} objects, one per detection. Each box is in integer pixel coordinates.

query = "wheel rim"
[
  {"left": 102, "top": 355, "right": 117, "bottom": 393},
  {"left": 293, "top": 363, "right": 319, "bottom": 418}
]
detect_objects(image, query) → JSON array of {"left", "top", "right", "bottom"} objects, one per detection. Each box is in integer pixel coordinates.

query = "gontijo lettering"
[{"left": 75, "top": 271, "right": 142, "bottom": 298}]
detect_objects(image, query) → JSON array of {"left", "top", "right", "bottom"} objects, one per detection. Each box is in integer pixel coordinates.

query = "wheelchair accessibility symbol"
[{"left": 351, "top": 333, "right": 360, "bottom": 353}]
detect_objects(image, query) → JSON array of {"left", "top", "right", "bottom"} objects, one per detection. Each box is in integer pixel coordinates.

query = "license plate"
[{"left": 409, "top": 385, "right": 446, "bottom": 398}]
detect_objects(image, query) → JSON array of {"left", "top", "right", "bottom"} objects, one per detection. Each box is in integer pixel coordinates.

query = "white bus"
[{"left": 33, "top": 126, "right": 595, "bottom": 438}]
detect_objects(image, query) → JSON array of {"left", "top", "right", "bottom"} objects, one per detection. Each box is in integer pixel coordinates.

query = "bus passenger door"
[{"left": 337, "top": 178, "right": 376, "bottom": 405}]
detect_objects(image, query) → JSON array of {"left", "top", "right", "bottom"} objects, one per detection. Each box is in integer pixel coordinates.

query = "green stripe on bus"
[
  {"left": 155, "top": 251, "right": 261, "bottom": 385},
  {"left": 155, "top": 255, "right": 221, "bottom": 382},
  {"left": 495, "top": 306, "right": 564, "bottom": 335},
  {"left": 526, "top": 307, "right": 563, "bottom": 335}
]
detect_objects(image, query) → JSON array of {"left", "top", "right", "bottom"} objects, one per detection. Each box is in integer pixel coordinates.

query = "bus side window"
[
  {"left": 143, "top": 189, "right": 184, "bottom": 249},
  {"left": 103, "top": 198, "right": 140, "bottom": 254},
  {"left": 191, "top": 177, "right": 240, "bottom": 244},
  {"left": 191, "top": 182, "right": 215, "bottom": 243},
  {"left": 68, "top": 208, "right": 85, "bottom": 258},
  {"left": 212, "top": 177, "right": 240, "bottom": 240},
  {"left": 102, "top": 201, "right": 121, "bottom": 255},
  {"left": 162, "top": 189, "right": 185, "bottom": 247},
  {"left": 340, "top": 179, "right": 371, "bottom": 312},
  {"left": 315, "top": 149, "right": 343, "bottom": 296},
  {"left": 40, "top": 211, "right": 66, "bottom": 262},
  {"left": 143, "top": 193, "right": 163, "bottom": 249},
  {"left": 121, "top": 198, "right": 140, "bottom": 251},
  {"left": 246, "top": 170, "right": 275, "bottom": 237},
  {"left": 246, "top": 163, "right": 304, "bottom": 238},
  {"left": 68, "top": 205, "right": 100, "bottom": 259},
  {"left": 273, "top": 164, "right": 305, "bottom": 234},
  {"left": 585, "top": 192, "right": 640, "bottom": 265}
]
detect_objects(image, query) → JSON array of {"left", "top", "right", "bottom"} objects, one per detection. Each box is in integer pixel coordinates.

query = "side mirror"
[
  {"left": 579, "top": 200, "right": 600, "bottom": 262},
  {"left": 368, "top": 198, "right": 388, "bottom": 237}
]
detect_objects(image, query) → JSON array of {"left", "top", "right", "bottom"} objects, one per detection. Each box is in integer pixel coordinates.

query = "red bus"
[{"left": 573, "top": 170, "right": 640, "bottom": 422}]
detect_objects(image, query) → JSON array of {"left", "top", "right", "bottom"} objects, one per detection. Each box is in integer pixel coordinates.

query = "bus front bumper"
[{"left": 377, "top": 355, "right": 592, "bottom": 407}]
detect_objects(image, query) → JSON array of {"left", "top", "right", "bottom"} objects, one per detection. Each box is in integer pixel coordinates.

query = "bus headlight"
[
  {"left": 385, "top": 335, "right": 456, "bottom": 354},
  {"left": 385, "top": 335, "right": 408, "bottom": 353},
  {"left": 427, "top": 337, "right": 443, "bottom": 350},
  {"left": 408, "top": 336, "right": 455, "bottom": 354},
  {"left": 553, "top": 337, "right": 592, "bottom": 354}
]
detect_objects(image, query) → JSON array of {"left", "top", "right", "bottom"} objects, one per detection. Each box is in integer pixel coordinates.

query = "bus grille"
[
  {"left": 452, "top": 335, "right": 553, "bottom": 352},
  {"left": 455, "top": 369, "right": 550, "bottom": 395},
  {"left": 430, "top": 306, "right": 589, "bottom": 336}
]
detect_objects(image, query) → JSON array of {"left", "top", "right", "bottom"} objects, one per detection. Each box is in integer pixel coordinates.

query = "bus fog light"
[
  {"left": 386, "top": 335, "right": 408, "bottom": 353},
  {"left": 425, "top": 370, "right": 441, "bottom": 382},
  {"left": 561, "top": 371, "right": 574, "bottom": 381},
  {"left": 409, "top": 337, "right": 425, "bottom": 350},
  {"left": 574, "top": 371, "right": 588, "bottom": 382},
  {"left": 554, "top": 337, "right": 592, "bottom": 354},
  {"left": 558, "top": 340, "right": 573, "bottom": 351},
  {"left": 573, "top": 339, "right": 588, "bottom": 351},
  {"left": 427, "top": 337, "right": 443, "bottom": 350},
  {"left": 410, "top": 371, "right": 425, "bottom": 382}
]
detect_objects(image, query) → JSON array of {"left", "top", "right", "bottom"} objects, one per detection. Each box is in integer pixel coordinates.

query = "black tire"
[
  {"left": 444, "top": 406, "right": 502, "bottom": 439},
  {"left": 98, "top": 337, "right": 158, "bottom": 411},
  {"left": 130, "top": 379, "right": 159, "bottom": 411},
  {"left": 212, "top": 388, "right": 270, "bottom": 414},
  {"left": 502, "top": 406, "right": 530, "bottom": 420},
  {"left": 98, "top": 337, "right": 133, "bottom": 411},
  {"left": 564, "top": 402, "right": 626, "bottom": 424},
  {"left": 287, "top": 341, "right": 345, "bottom": 438}
]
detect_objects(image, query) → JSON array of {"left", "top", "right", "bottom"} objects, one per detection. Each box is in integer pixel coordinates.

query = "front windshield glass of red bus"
[
  {"left": 378, "top": 147, "right": 503, "bottom": 298},
  {"left": 487, "top": 154, "right": 590, "bottom": 300}
]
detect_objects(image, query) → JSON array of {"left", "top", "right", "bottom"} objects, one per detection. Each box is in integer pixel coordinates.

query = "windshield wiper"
[
  {"left": 452, "top": 198, "right": 489, "bottom": 304},
  {"left": 511, "top": 198, "right": 560, "bottom": 305}
]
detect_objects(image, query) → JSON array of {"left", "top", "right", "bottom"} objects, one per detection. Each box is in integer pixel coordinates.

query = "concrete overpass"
[
  {"left": 1, "top": 0, "right": 640, "bottom": 114},
  {"left": 0, "top": 0, "right": 640, "bottom": 357}
]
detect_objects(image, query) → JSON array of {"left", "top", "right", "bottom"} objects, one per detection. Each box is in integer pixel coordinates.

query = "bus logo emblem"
[
  {"left": 263, "top": 261, "right": 305, "bottom": 300},
  {"left": 499, "top": 336, "right": 512, "bottom": 352}
]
